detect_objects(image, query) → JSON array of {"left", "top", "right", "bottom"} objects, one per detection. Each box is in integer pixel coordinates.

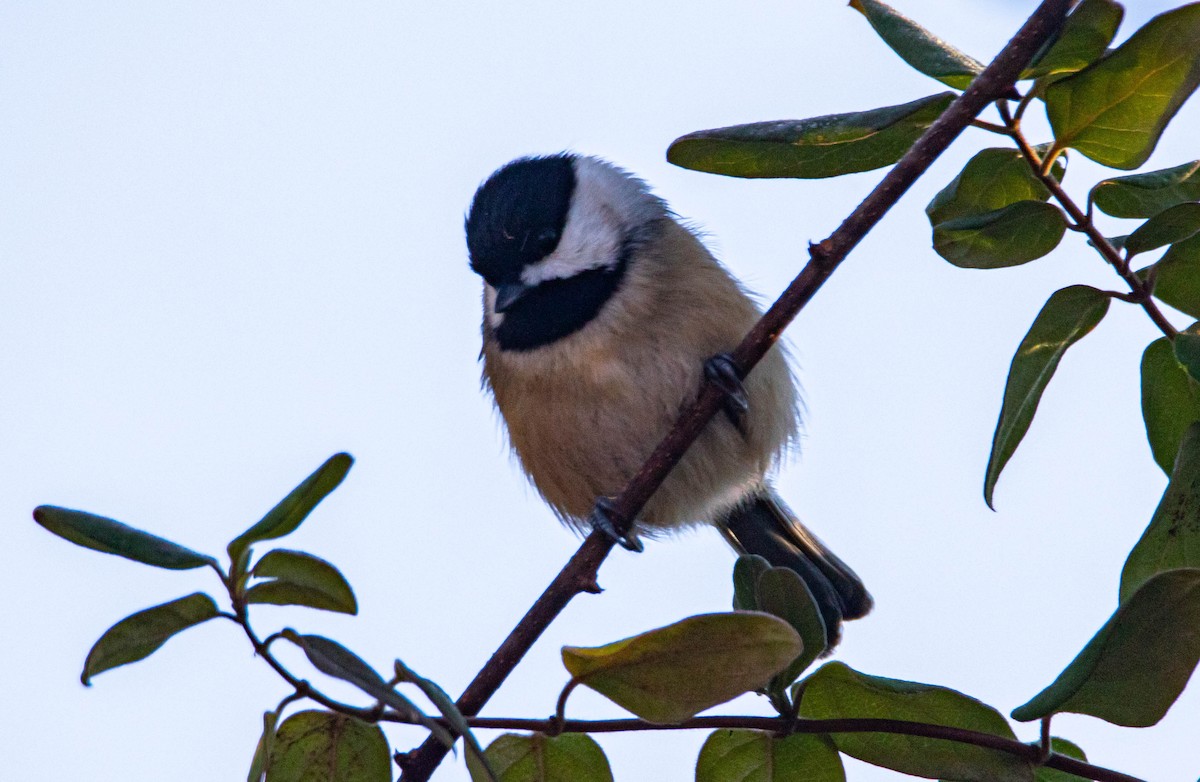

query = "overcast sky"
[{"left": 3, "top": 1, "right": 1197, "bottom": 780}]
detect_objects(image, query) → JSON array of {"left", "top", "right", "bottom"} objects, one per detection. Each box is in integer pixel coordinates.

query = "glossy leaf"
[
  {"left": 667, "top": 93, "right": 953, "bottom": 179},
  {"left": 561, "top": 612, "right": 801, "bottom": 724},
  {"left": 248, "top": 711, "right": 278, "bottom": 782},
  {"left": 932, "top": 201, "right": 1066, "bottom": 269},
  {"left": 82, "top": 593, "right": 219, "bottom": 684},
  {"left": 466, "top": 733, "right": 612, "bottom": 782},
  {"left": 1024, "top": 0, "right": 1123, "bottom": 79},
  {"left": 756, "top": 567, "right": 827, "bottom": 688},
  {"left": 246, "top": 549, "right": 358, "bottom": 615},
  {"left": 800, "top": 662, "right": 1031, "bottom": 782},
  {"left": 1141, "top": 336, "right": 1200, "bottom": 473},
  {"left": 1121, "top": 424, "right": 1200, "bottom": 601},
  {"left": 926, "top": 147, "right": 1061, "bottom": 228},
  {"left": 984, "top": 286, "right": 1110, "bottom": 507},
  {"left": 732, "top": 554, "right": 772, "bottom": 611},
  {"left": 1091, "top": 160, "right": 1200, "bottom": 219},
  {"left": 696, "top": 730, "right": 845, "bottom": 782},
  {"left": 266, "top": 710, "right": 390, "bottom": 782},
  {"left": 1036, "top": 738, "right": 1087, "bottom": 782},
  {"left": 1045, "top": 4, "right": 1200, "bottom": 169},
  {"left": 850, "top": 0, "right": 982, "bottom": 89},
  {"left": 228, "top": 453, "right": 353, "bottom": 563},
  {"left": 33, "top": 506, "right": 215, "bottom": 570},
  {"left": 1012, "top": 569, "right": 1200, "bottom": 727},
  {"left": 1124, "top": 202, "right": 1200, "bottom": 257}
]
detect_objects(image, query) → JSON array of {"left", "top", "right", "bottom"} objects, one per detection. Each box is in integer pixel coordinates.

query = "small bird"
[{"left": 465, "top": 153, "right": 871, "bottom": 645}]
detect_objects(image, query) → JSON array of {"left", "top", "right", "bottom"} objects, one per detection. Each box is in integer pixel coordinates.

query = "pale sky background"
[{"left": 3, "top": 1, "right": 1197, "bottom": 780}]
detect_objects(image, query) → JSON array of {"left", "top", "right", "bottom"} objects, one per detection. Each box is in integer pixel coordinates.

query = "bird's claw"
[
  {"left": 705, "top": 353, "right": 749, "bottom": 426},
  {"left": 590, "top": 497, "right": 643, "bottom": 552}
]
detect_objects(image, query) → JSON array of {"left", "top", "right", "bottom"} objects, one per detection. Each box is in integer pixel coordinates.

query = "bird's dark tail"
[{"left": 717, "top": 489, "right": 872, "bottom": 648}]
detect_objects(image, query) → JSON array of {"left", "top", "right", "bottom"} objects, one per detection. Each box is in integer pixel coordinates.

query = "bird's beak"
[{"left": 493, "top": 282, "right": 532, "bottom": 313}]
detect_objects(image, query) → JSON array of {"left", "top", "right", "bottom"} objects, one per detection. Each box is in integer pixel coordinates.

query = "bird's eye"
[{"left": 535, "top": 228, "right": 560, "bottom": 252}]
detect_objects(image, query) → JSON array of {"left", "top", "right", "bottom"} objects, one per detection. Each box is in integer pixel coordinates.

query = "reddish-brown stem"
[
  {"left": 998, "top": 104, "right": 1179, "bottom": 339},
  {"left": 396, "top": 3, "right": 1072, "bottom": 779}
]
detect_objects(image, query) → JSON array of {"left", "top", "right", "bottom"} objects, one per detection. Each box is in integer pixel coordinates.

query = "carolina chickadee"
[{"left": 465, "top": 153, "right": 871, "bottom": 645}]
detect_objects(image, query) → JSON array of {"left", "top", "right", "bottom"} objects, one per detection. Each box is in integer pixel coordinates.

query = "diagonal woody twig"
[{"left": 397, "top": 2, "right": 1072, "bottom": 778}]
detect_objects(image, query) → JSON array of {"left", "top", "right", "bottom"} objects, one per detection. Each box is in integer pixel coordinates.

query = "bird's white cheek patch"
[{"left": 484, "top": 284, "right": 504, "bottom": 328}]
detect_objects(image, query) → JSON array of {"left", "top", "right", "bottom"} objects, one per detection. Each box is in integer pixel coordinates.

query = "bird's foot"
[
  {"left": 705, "top": 353, "right": 749, "bottom": 428},
  {"left": 590, "top": 497, "right": 643, "bottom": 552}
]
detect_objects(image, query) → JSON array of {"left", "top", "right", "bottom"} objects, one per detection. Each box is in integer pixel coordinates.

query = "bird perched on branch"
[{"left": 465, "top": 153, "right": 871, "bottom": 646}]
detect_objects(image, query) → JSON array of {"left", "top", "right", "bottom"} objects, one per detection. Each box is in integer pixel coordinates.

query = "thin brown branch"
[
  {"left": 394, "top": 714, "right": 1144, "bottom": 782},
  {"left": 396, "top": 2, "right": 1072, "bottom": 779},
  {"left": 999, "top": 104, "right": 1179, "bottom": 339}
]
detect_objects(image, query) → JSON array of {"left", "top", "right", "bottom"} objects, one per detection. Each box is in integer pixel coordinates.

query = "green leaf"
[
  {"left": 932, "top": 201, "right": 1067, "bottom": 269},
  {"left": 984, "top": 286, "right": 1111, "bottom": 507},
  {"left": 799, "top": 662, "right": 1031, "bottom": 782},
  {"left": 1036, "top": 738, "right": 1088, "bottom": 782},
  {"left": 248, "top": 711, "right": 279, "bottom": 782},
  {"left": 246, "top": 549, "right": 358, "bottom": 615},
  {"left": 1091, "top": 160, "right": 1200, "bottom": 218},
  {"left": 1138, "top": 232, "right": 1200, "bottom": 319},
  {"left": 696, "top": 730, "right": 845, "bottom": 782},
  {"left": 926, "top": 147, "right": 1062, "bottom": 228},
  {"left": 1045, "top": 4, "right": 1200, "bottom": 169},
  {"left": 1124, "top": 202, "right": 1200, "bottom": 257},
  {"left": 1177, "top": 331, "right": 1200, "bottom": 382},
  {"left": 394, "top": 659, "right": 494, "bottom": 778},
  {"left": 1012, "top": 569, "right": 1200, "bottom": 727},
  {"left": 266, "top": 710, "right": 390, "bottom": 782},
  {"left": 1141, "top": 335, "right": 1200, "bottom": 473},
  {"left": 1121, "top": 423, "right": 1200, "bottom": 601},
  {"left": 755, "top": 568, "right": 827, "bottom": 688},
  {"left": 850, "top": 0, "right": 983, "bottom": 89},
  {"left": 285, "top": 633, "right": 427, "bottom": 724},
  {"left": 228, "top": 453, "right": 353, "bottom": 564},
  {"left": 667, "top": 93, "right": 954, "bottom": 179},
  {"left": 732, "top": 554, "right": 772, "bottom": 611},
  {"left": 561, "top": 612, "right": 802, "bottom": 724},
  {"left": 466, "top": 733, "right": 613, "bottom": 782},
  {"left": 81, "top": 593, "right": 219, "bottom": 684},
  {"left": 1024, "top": 0, "right": 1123, "bottom": 80},
  {"left": 33, "top": 506, "right": 215, "bottom": 571}
]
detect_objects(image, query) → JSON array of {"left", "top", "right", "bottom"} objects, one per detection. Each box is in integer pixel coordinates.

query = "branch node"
[
  {"left": 576, "top": 575, "right": 604, "bottom": 595},
  {"left": 808, "top": 239, "right": 834, "bottom": 269}
]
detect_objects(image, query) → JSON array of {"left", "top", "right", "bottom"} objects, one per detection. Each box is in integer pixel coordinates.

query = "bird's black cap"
[{"left": 465, "top": 154, "right": 576, "bottom": 285}]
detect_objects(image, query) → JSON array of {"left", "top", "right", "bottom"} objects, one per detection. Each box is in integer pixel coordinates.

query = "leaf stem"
[{"left": 998, "top": 103, "right": 1178, "bottom": 338}]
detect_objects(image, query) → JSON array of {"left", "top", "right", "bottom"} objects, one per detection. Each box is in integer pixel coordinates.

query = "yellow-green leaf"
[
  {"left": 1024, "top": 0, "right": 1123, "bottom": 80},
  {"left": 561, "top": 612, "right": 802, "bottom": 724},
  {"left": 1124, "top": 202, "right": 1200, "bottom": 257},
  {"left": 696, "top": 730, "right": 845, "bottom": 782},
  {"left": 466, "top": 733, "right": 612, "bottom": 782},
  {"left": 266, "top": 710, "right": 390, "bottom": 782}
]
